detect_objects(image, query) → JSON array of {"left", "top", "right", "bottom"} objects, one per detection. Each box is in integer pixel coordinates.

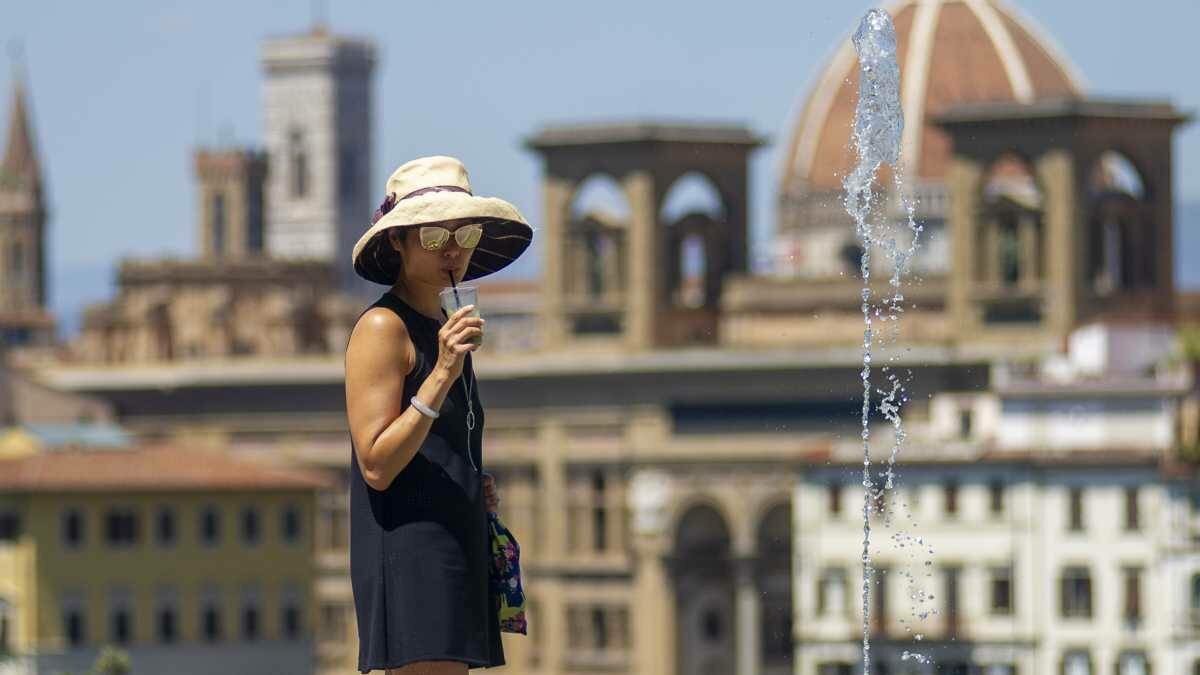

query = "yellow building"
[{"left": 0, "top": 443, "right": 332, "bottom": 674}]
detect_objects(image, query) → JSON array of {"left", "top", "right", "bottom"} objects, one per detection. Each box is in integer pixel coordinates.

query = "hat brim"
[{"left": 352, "top": 192, "right": 535, "bottom": 285}]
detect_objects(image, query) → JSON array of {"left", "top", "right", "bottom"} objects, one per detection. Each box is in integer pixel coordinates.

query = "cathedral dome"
[{"left": 780, "top": 0, "right": 1084, "bottom": 197}]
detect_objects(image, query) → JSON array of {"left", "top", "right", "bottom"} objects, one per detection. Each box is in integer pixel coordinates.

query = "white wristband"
[{"left": 409, "top": 395, "right": 439, "bottom": 419}]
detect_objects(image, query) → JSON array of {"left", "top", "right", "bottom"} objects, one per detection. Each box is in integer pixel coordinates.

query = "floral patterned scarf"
[{"left": 487, "top": 510, "right": 527, "bottom": 634}]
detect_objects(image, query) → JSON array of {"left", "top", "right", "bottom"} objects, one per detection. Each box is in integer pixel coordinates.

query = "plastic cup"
[{"left": 439, "top": 285, "right": 482, "bottom": 346}]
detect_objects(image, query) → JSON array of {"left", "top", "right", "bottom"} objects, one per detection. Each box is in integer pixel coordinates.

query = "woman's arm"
[{"left": 345, "top": 308, "right": 454, "bottom": 491}]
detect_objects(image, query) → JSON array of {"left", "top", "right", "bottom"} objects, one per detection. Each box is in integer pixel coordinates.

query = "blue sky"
[{"left": 3, "top": 1, "right": 1198, "bottom": 335}]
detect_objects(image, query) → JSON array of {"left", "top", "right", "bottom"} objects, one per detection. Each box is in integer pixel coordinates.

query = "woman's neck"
[{"left": 390, "top": 283, "right": 444, "bottom": 322}]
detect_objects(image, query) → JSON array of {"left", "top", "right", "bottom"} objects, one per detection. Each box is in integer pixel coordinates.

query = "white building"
[{"left": 794, "top": 322, "right": 1199, "bottom": 675}]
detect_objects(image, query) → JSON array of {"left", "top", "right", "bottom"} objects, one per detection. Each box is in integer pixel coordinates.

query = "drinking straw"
[{"left": 448, "top": 271, "right": 462, "bottom": 307}]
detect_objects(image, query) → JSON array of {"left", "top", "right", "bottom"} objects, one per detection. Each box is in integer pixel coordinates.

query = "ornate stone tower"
[
  {"left": 194, "top": 148, "right": 268, "bottom": 261},
  {"left": 526, "top": 122, "right": 762, "bottom": 352},
  {"left": 261, "top": 27, "right": 375, "bottom": 295},
  {"left": 0, "top": 75, "right": 53, "bottom": 348}
]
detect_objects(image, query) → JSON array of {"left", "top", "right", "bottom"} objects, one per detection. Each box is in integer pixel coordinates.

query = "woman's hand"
[
  {"left": 482, "top": 472, "right": 500, "bottom": 513},
  {"left": 435, "top": 304, "right": 484, "bottom": 380}
]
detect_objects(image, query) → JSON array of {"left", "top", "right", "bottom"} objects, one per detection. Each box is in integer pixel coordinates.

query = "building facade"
[
  {"left": 0, "top": 444, "right": 330, "bottom": 675},
  {"left": 261, "top": 26, "right": 376, "bottom": 297}
]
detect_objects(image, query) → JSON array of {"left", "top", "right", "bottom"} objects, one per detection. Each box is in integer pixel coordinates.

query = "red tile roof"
[{"left": 0, "top": 444, "right": 336, "bottom": 492}]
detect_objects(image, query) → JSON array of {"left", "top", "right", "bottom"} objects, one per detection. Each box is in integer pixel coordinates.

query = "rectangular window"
[
  {"left": 64, "top": 607, "right": 85, "bottom": 647},
  {"left": 990, "top": 480, "right": 1005, "bottom": 516},
  {"left": 1124, "top": 487, "right": 1140, "bottom": 531},
  {"left": 241, "top": 507, "right": 261, "bottom": 546},
  {"left": 319, "top": 601, "right": 349, "bottom": 645},
  {"left": 829, "top": 483, "right": 842, "bottom": 516},
  {"left": 0, "top": 512, "right": 21, "bottom": 542},
  {"left": 592, "top": 471, "right": 607, "bottom": 552},
  {"left": 62, "top": 509, "right": 85, "bottom": 549},
  {"left": 565, "top": 603, "right": 630, "bottom": 667},
  {"left": 201, "top": 586, "right": 222, "bottom": 643},
  {"left": 241, "top": 585, "right": 261, "bottom": 641},
  {"left": 1062, "top": 650, "right": 1092, "bottom": 675},
  {"left": 1122, "top": 567, "right": 1143, "bottom": 623},
  {"left": 959, "top": 408, "right": 973, "bottom": 438},
  {"left": 944, "top": 482, "right": 959, "bottom": 518},
  {"left": 1068, "top": 488, "right": 1084, "bottom": 531},
  {"left": 1118, "top": 652, "right": 1149, "bottom": 675},
  {"left": 104, "top": 509, "right": 138, "bottom": 547},
  {"left": 155, "top": 507, "right": 176, "bottom": 547},
  {"left": 199, "top": 506, "right": 221, "bottom": 547},
  {"left": 991, "top": 566, "right": 1014, "bottom": 615},
  {"left": 110, "top": 607, "right": 131, "bottom": 645},
  {"left": 282, "top": 504, "right": 302, "bottom": 545},
  {"left": 871, "top": 565, "right": 889, "bottom": 636},
  {"left": 817, "top": 568, "right": 847, "bottom": 616},
  {"left": 157, "top": 606, "right": 177, "bottom": 643},
  {"left": 1061, "top": 567, "right": 1093, "bottom": 618},
  {"left": 944, "top": 566, "right": 961, "bottom": 637},
  {"left": 281, "top": 587, "right": 302, "bottom": 640}
]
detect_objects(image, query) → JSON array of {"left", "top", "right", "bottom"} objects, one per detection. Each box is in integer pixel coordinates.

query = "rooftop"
[
  {"left": 0, "top": 443, "right": 334, "bottom": 493},
  {"left": 526, "top": 120, "right": 765, "bottom": 149}
]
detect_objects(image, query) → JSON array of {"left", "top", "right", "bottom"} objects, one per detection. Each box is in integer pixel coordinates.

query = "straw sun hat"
[{"left": 352, "top": 155, "right": 535, "bottom": 284}]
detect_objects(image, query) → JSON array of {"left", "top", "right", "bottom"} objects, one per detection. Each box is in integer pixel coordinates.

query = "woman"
[{"left": 344, "top": 155, "right": 534, "bottom": 673}]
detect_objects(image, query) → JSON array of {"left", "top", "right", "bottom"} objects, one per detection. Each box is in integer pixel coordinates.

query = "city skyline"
[{"left": 2, "top": 0, "right": 1197, "bottom": 336}]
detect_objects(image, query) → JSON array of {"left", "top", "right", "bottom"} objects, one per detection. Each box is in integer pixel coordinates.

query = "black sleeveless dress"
[{"left": 349, "top": 290, "right": 504, "bottom": 672}]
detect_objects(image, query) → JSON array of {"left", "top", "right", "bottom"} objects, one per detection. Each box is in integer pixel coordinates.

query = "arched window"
[
  {"left": 659, "top": 172, "right": 726, "bottom": 225},
  {"left": 1087, "top": 151, "right": 1150, "bottom": 294},
  {"left": 982, "top": 153, "right": 1042, "bottom": 288},
  {"left": 289, "top": 129, "right": 309, "bottom": 198},
  {"left": 566, "top": 175, "right": 629, "bottom": 335},
  {"left": 678, "top": 233, "right": 707, "bottom": 308}
]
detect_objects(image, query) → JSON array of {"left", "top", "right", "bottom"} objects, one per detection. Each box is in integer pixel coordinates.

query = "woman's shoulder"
[{"left": 345, "top": 304, "right": 418, "bottom": 375}]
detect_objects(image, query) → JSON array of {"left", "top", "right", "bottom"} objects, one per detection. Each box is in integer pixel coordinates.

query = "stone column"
[
  {"left": 541, "top": 175, "right": 574, "bottom": 351},
  {"left": 1019, "top": 212, "right": 1040, "bottom": 288},
  {"left": 539, "top": 419, "right": 568, "bottom": 564},
  {"left": 629, "top": 469, "right": 675, "bottom": 675},
  {"left": 1037, "top": 150, "right": 1078, "bottom": 340},
  {"left": 946, "top": 157, "right": 983, "bottom": 336},
  {"left": 735, "top": 555, "right": 762, "bottom": 675},
  {"left": 624, "top": 171, "right": 657, "bottom": 351}
]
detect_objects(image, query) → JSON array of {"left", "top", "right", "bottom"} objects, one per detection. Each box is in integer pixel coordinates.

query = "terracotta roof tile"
[{"left": 0, "top": 444, "right": 336, "bottom": 492}]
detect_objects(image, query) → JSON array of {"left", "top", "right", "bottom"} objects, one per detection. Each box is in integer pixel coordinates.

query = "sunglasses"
[{"left": 419, "top": 223, "right": 484, "bottom": 251}]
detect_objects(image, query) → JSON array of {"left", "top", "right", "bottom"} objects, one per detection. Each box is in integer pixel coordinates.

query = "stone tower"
[
  {"left": 261, "top": 27, "right": 375, "bottom": 295},
  {"left": 194, "top": 148, "right": 268, "bottom": 261},
  {"left": 527, "top": 122, "right": 762, "bottom": 352},
  {"left": 936, "top": 99, "right": 1190, "bottom": 343},
  {"left": 0, "top": 75, "right": 53, "bottom": 348}
]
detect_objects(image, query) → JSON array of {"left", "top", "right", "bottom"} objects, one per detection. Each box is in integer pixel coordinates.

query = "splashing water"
[{"left": 844, "top": 7, "right": 928, "bottom": 672}]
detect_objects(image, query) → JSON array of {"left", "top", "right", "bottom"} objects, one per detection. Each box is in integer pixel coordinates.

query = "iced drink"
[{"left": 439, "top": 285, "right": 482, "bottom": 346}]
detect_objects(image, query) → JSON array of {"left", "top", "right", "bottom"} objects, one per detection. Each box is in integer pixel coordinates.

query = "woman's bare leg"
[{"left": 386, "top": 660, "right": 469, "bottom": 675}]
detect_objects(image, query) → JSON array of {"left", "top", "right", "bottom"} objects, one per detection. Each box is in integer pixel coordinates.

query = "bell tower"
[
  {"left": 261, "top": 27, "right": 376, "bottom": 295},
  {"left": 527, "top": 122, "right": 762, "bottom": 352},
  {"left": 0, "top": 73, "right": 53, "bottom": 348},
  {"left": 936, "top": 99, "right": 1190, "bottom": 345}
]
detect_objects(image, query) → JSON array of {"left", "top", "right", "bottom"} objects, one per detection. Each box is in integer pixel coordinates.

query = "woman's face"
[{"left": 389, "top": 218, "right": 479, "bottom": 286}]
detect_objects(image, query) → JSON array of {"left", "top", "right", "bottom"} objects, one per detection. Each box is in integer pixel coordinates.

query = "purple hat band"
[{"left": 371, "top": 185, "right": 473, "bottom": 225}]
